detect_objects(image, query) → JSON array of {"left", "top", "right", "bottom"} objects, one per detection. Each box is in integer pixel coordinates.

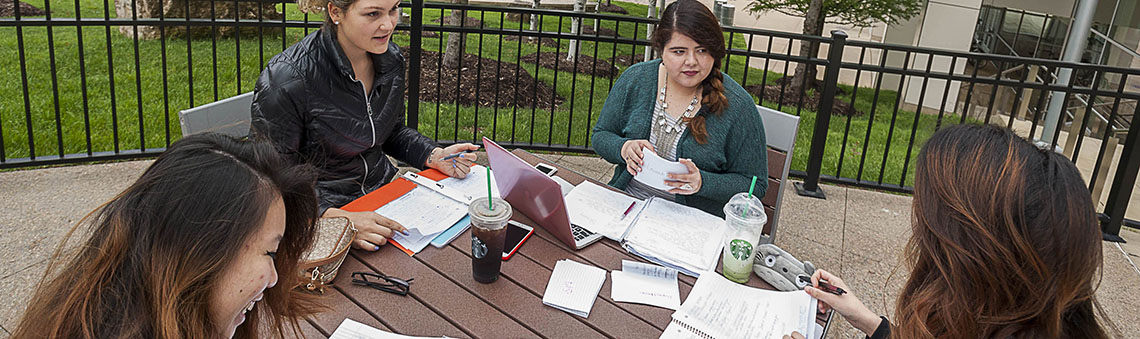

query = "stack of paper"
[
  {"left": 610, "top": 260, "right": 681, "bottom": 310},
  {"left": 542, "top": 259, "right": 607, "bottom": 317},
  {"left": 632, "top": 148, "right": 690, "bottom": 191},
  {"left": 564, "top": 181, "right": 646, "bottom": 240},
  {"left": 377, "top": 186, "right": 468, "bottom": 254},
  {"left": 621, "top": 198, "right": 726, "bottom": 277},
  {"left": 660, "top": 273, "right": 818, "bottom": 339},
  {"left": 330, "top": 318, "right": 451, "bottom": 339}
]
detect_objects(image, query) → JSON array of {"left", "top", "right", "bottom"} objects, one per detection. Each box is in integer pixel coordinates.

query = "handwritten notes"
[
  {"left": 541, "top": 259, "right": 607, "bottom": 317},
  {"left": 622, "top": 198, "right": 726, "bottom": 277},
  {"left": 633, "top": 147, "right": 690, "bottom": 191},
  {"left": 374, "top": 186, "right": 468, "bottom": 236},
  {"left": 610, "top": 260, "right": 681, "bottom": 310},
  {"left": 564, "top": 181, "right": 645, "bottom": 240},
  {"left": 661, "top": 273, "right": 818, "bottom": 339}
]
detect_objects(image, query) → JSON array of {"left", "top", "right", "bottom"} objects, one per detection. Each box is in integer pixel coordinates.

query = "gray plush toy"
[{"left": 752, "top": 243, "right": 816, "bottom": 292}]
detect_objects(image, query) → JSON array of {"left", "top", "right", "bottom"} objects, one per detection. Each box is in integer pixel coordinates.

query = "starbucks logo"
[
  {"left": 472, "top": 236, "right": 488, "bottom": 259},
  {"left": 729, "top": 239, "right": 753, "bottom": 261}
]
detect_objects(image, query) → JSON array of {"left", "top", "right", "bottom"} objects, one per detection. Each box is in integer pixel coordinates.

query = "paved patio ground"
[{"left": 1, "top": 154, "right": 1138, "bottom": 338}]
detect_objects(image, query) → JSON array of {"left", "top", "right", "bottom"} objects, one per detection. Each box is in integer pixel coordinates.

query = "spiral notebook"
[{"left": 659, "top": 273, "right": 818, "bottom": 339}]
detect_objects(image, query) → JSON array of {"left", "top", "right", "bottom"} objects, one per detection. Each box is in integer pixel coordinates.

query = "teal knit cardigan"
[{"left": 591, "top": 60, "right": 768, "bottom": 217}]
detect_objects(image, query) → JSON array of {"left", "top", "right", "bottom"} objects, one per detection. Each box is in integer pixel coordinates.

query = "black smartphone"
[
  {"left": 534, "top": 163, "right": 558, "bottom": 177},
  {"left": 502, "top": 220, "right": 535, "bottom": 260}
]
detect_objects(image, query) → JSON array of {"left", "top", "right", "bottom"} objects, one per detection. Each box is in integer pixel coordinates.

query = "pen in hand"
[
  {"left": 799, "top": 275, "right": 847, "bottom": 295},
  {"left": 442, "top": 150, "right": 473, "bottom": 161}
]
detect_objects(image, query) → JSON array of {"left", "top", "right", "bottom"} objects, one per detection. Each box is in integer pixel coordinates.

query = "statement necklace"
[{"left": 656, "top": 76, "right": 700, "bottom": 134}]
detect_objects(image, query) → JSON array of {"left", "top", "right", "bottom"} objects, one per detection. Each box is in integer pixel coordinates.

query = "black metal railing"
[{"left": 3, "top": 0, "right": 1138, "bottom": 240}]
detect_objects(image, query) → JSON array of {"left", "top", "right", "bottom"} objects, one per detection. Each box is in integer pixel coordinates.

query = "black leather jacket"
[{"left": 251, "top": 29, "right": 437, "bottom": 214}]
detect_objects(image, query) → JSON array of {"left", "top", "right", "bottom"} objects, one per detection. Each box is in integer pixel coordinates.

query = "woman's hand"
[
  {"left": 621, "top": 140, "right": 655, "bottom": 176},
  {"left": 782, "top": 332, "right": 805, "bottom": 339},
  {"left": 665, "top": 158, "right": 702, "bottom": 195},
  {"left": 804, "top": 269, "right": 883, "bottom": 336},
  {"left": 323, "top": 208, "right": 408, "bottom": 251},
  {"left": 427, "top": 143, "right": 480, "bottom": 178}
]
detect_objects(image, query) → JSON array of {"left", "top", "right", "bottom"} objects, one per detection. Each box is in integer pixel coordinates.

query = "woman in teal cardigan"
[{"left": 591, "top": 0, "right": 767, "bottom": 217}]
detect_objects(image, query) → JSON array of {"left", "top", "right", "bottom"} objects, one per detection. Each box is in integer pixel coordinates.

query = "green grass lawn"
[{"left": 1, "top": 0, "right": 956, "bottom": 187}]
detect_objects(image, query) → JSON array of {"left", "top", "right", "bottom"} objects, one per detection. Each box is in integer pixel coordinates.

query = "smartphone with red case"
[{"left": 502, "top": 220, "right": 534, "bottom": 260}]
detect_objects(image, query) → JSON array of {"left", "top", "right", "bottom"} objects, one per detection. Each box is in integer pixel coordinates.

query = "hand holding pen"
[
  {"left": 428, "top": 144, "right": 480, "bottom": 178},
  {"left": 800, "top": 269, "right": 884, "bottom": 336}
]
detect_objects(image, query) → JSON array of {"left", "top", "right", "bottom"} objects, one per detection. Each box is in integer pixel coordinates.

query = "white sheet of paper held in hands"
[
  {"left": 633, "top": 147, "right": 690, "bottom": 191},
  {"left": 610, "top": 260, "right": 681, "bottom": 310}
]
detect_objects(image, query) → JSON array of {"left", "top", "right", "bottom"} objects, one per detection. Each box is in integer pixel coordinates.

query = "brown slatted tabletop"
[{"left": 307, "top": 149, "right": 832, "bottom": 338}]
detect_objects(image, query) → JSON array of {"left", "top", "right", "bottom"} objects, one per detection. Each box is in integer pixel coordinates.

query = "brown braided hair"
[{"left": 651, "top": 0, "right": 727, "bottom": 144}]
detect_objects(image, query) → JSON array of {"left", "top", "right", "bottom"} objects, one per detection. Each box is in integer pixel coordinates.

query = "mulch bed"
[
  {"left": 581, "top": 25, "right": 618, "bottom": 37},
  {"left": 0, "top": 1, "right": 46, "bottom": 16},
  {"left": 744, "top": 84, "right": 859, "bottom": 116},
  {"left": 519, "top": 51, "right": 619, "bottom": 78},
  {"left": 598, "top": 3, "right": 628, "bottom": 14},
  {"left": 610, "top": 52, "right": 647, "bottom": 67},
  {"left": 405, "top": 49, "right": 564, "bottom": 109}
]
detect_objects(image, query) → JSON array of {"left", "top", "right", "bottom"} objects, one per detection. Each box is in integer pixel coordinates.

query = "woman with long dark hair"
[
  {"left": 13, "top": 133, "right": 323, "bottom": 338},
  {"left": 252, "top": 0, "right": 479, "bottom": 251},
  {"left": 789, "top": 124, "right": 1113, "bottom": 338},
  {"left": 591, "top": 0, "right": 767, "bottom": 217}
]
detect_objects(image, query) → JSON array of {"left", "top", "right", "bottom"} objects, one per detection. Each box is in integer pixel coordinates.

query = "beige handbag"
[{"left": 298, "top": 217, "right": 357, "bottom": 293}]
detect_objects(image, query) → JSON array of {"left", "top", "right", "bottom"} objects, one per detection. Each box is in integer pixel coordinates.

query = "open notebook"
[
  {"left": 563, "top": 181, "right": 726, "bottom": 277},
  {"left": 660, "top": 273, "right": 819, "bottom": 339}
]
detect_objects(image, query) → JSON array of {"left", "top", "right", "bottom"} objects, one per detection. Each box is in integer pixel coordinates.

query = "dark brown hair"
[
  {"left": 896, "top": 124, "right": 1111, "bottom": 338},
  {"left": 652, "top": 0, "right": 726, "bottom": 144},
  {"left": 13, "top": 133, "right": 324, "bottom": 339}
]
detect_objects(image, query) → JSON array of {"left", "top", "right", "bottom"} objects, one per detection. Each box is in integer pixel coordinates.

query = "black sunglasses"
[{"left": 351, "top": 271, "right": 413, "bottom": 296}]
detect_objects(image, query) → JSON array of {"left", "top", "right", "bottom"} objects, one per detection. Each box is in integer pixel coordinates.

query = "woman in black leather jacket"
[{"left": 251, "top": 0, "right": 478, "bottom": 251}]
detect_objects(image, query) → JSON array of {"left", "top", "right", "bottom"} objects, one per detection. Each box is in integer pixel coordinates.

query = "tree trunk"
[
  {"left": 442, "top": 0, "right": 468, "bottom": 69},
  {"left": 566, "top": 0, "right": 585, "bottom": 61},
  {"left": 790, "top": 0, "right": 824, "bottom": 92}
]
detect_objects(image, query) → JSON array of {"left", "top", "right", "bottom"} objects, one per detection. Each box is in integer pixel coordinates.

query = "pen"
[
  {"left": 799, "top": 276, "right": 846, "bottom": 295},
  {"left": 442, "top": 150, "right": 473, "bottom": 161},
  {"left": 620, "top": 201, "right": 636, "bottom": 220}
]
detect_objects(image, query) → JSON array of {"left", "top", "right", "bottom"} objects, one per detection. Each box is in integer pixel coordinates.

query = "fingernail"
[{"left": 374, "top": 245, "right": 381, "bottom": 251}]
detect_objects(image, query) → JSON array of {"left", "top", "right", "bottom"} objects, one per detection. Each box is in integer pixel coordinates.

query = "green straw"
[
  {"left": 487, "top": 166, "right": 493, "bottom": 211},
  {"left": 744, "top": 176, "right": 758, "bottom": 218}
]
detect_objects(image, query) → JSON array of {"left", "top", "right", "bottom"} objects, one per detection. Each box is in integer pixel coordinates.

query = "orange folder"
[{"left": 340, "top": 168, "right": 453, "bottom": 256}]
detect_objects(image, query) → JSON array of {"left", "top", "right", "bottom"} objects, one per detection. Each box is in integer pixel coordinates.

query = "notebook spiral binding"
[{"left": 669, "top": 317, "right": 715, "bottom": 339}]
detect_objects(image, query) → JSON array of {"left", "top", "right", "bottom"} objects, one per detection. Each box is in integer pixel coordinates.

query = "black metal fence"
[{"left": 3, "top": 0, "right": 1138, "bottom": 240}]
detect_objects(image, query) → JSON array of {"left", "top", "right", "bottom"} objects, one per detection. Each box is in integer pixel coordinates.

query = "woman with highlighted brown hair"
[
  {"left": 12, "top": 133, "right": 323, "bottom": 339},
  {"left": 785, "top": 124, "right": 1114, "bottom": 339},
  {"left": 252, "top": 0, "right": 480, "bottom": 251},
  {"left": 591, "top": 0, "right": 767, "bottom": 217}
]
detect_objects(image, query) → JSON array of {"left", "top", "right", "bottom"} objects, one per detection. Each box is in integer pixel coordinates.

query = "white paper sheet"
[
  {"left": 542, "top": 259, "right": 608, "bottom": 318},
  {"left": 437, "top": 165, "right": 500, "bottom": 201},
  {"left": 610, "top": 260, "right": 681, "bottom": 310},
  {"left": 374, "top": 186, "right": 468, "bottom": 235},
  {"left": 633, "top": 147, "right": 690, "bottom": 191},
  {"left": 622, "top": 198, "right": 726, "bottom": 277},
  {"left": 564, "top": 181, "right": 645, "bottom": 240},
  {"left": 667, "top": 273, "right": 818, "bottom": 339},
  {"left": 390, "top": 227, "right": 440, "bottom": 254},
  {"left": 330, "top": 318, "right": 451, "bottom": 339}
]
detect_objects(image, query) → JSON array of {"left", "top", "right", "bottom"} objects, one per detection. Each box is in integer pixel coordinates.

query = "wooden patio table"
[{"left": 296, "top": 149, "right": 833, "bottom": 338}]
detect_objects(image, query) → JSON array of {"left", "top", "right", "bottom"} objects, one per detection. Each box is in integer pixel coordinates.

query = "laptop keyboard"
[{"left": 570, "top": 223, "right": 595, "bottom": 241}]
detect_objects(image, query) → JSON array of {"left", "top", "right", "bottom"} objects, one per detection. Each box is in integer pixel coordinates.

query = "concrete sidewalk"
[{"left": 1, "top": 155, "right": 1138, "bottom": 338}]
